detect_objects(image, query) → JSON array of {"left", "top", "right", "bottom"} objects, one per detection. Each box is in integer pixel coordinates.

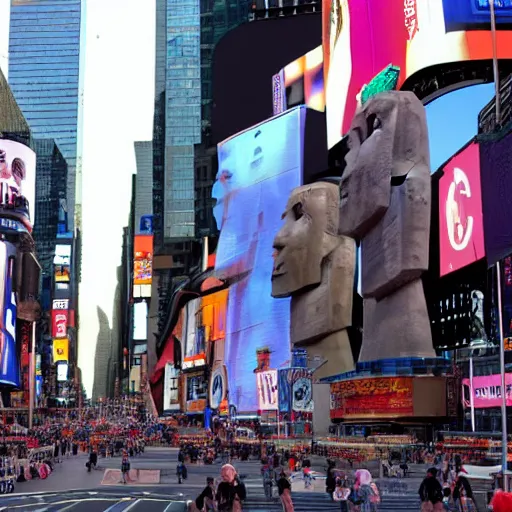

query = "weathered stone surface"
[
  {"left": 272, "top": 182, "right": 356, "bottom": 373},
  {"left": 339, "top": 90, "right": 434, "bottom": 361}
]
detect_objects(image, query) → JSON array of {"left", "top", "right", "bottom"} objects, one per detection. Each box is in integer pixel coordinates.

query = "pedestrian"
[
  {"left": 177, "top": 461, "right": 187, "bottom": 484},
  {"left": 277, "top": 471, "right": 294, "bottom": 512},
  {"left": 333, "top": 477, "right": 350, "bottom": 512},
  {"left": 349, "top": 469, "right": 378, "bottom": 512},
  {"left": 216, "top": 464, "right": 245, "bottom": 512},
  {"left": 121, "top": 450, "right": 130, "bottom": 484},
  {"left": 195, "top": 476, "right": 216, "bottom": 511},
  {"left": 418, "top": 467, "right": 444, "bottom": 512},
  {"left": 452, "top": 471, "right": 476, "bottom": 511},
  {"left": 261, "top": 459, "right": 274, "bottom": 500}
]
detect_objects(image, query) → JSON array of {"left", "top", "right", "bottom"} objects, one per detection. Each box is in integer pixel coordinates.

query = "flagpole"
[{"left": 489, "top": 0, "right": 508, "bottom": 490}]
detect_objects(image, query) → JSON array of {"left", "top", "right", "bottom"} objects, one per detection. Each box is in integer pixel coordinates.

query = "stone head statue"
[
  {"left": 272, "top": 182, "right": 341, "bottom": 298},
  {"left": 339, "top": 90, "right": 434, "bottom": 361},
  {"left": 272, "top": 181, "right": 356, "bottom": 378}
]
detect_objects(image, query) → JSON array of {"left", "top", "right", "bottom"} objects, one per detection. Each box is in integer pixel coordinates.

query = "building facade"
[{"left": 8, "top": 0, "right": 84, "bottom": 230}]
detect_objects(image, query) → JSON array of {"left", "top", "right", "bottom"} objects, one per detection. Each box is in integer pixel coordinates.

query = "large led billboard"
[
  {"left": 0, "top": 140, "right": 36, "bottom": 225},
  {"left": 462, "top": 374, "right": 512, "bottom": 409},
  {"left": 213, "top": 106, "right": 305, "bottom": 412},
  {"left": 439, "top": 141, "right": 485, "bottom": 276},
  {"left": 133, "top": 235, "right": 153, "bottom": 285},
  {"left": 273, "top": 46, "right": 325, "bottom": 116},
  {"left": 133, "top": 301, "right": 148, "bottom": 341},
  {"left": 51, "top": 309, "right": 68, "bottom": 338},
  {"left": 0, "top": 241, "right": 19, "bottom": 387},
  {"left": 323, "top": 0, "right": 512, "bottom": 148},
  {"left": 163, "top": 363, "right": 180, "bottom": 411}
]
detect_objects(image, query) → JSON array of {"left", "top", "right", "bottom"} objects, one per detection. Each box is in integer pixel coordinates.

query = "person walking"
[
  {"left": 121, "top": 449, "right": 130, "bottom": 484},
  {"left": 216, "top": 464, "right": 246, "bottom": 512},
  {"left": 418, "top": 467, "right": 444, "bottom": 512},
  {"left": 195, "top": 476, "right": 216, "bottom": 511},
  {"left": 261, "top": 459, "right": 274, "bottom": 500},
  {"left": 452, "top": 472, "right": 476, "bottom": 511},
  {"left": 277, "top": 471, "right": 294, "bottom": 512},
  {"left": 333, "top": 477, "right": 350, "bottom": 512}
]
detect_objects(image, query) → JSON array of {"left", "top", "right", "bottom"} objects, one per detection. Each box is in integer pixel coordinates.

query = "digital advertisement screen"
[
  {"left": 213, "top": 107, "right": 305, "bottom": 413},
  {"left": 53, "top": 244, "right": 71, "bottom": 266},
  {"left": 133, "top": 301, "right": 148, "bottom": 341},
  {"left": 0, "top": 241, "right": 19, "bottom": 387},
  {"left": 186, "top": 373, "right": 207, "bottom": 413},
  {"left": 133, "top": 235, "right": 153, "bottom": 285},
  {"left": 163, "top": 363, "right": 180, "bottom": 411},
  {"left": 439, "top": 141, "right": 485, "bottom": 277},
  {"left": 0, "top": 139, "right": 36, "bottom": 224},
  {"left": 53, "top": 338, "right": 69, "bottom": 363},
  {"left": 54, "top": 265, "right": 70, "bottom": 283},
  {"left": 322, "top": 0, "right": 512, "bottom": 148},
  {"left": 256, "top": 370, "right": 279, "bottom": 411},
  {"left": 462, "top": 374, "right": 512, "bottom": 409},
  {"left": 139, "top": 215, "right": 153, "bottom": 235},
  {"left": 279, "top": 368, "right": 313, "bottom": 413},
  {"left": 51, "top": 309, "right": 68, "bottom": 338},
  {"left": 57, "top": 362, "right": 69, "bottom": 382},
  {"left": 273, "top": 46, "right": 325, "bottom": 115}
]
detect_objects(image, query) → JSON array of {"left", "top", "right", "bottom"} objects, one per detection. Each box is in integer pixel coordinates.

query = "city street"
[{"left": 0, "top": 447, "right": 426, "bottom": 511}]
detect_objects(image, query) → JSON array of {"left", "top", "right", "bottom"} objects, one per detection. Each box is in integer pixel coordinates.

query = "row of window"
[
  {"left": 10, "top": 70, "right": 79, "bottom": 80},
  {"left": 11, "top": 3, "right": 80, "bottom": 12},
  {"left": 8, "top": 50, "right": 79, "bottom": 59},
  {"left": 9, "top": 24, "right": 80, "bottom": 34},
  {"left": 10, "top": 44, "right": 80, "bottom": 52},
  {"left": 168, "top": 136, "right": 199, "bottom": 146}
]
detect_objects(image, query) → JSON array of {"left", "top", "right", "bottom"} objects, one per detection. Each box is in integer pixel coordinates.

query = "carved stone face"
[
  {"left": 272, "top": 182, "right": 340, "bottom": 298},
  {"left": 339, "top": 90, "right": 430, "bottom": 240}
]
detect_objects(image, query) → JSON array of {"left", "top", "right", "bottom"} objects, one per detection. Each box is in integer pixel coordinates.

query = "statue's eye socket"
[
  {"left": 292, "top": 202, "right": 304, "bottom": 220},
  {"left": 366, "top": 114, "right": 380, "bottom": 137}
]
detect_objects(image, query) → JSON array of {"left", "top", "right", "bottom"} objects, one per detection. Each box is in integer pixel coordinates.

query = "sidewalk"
[{"left": 14, "top": 453, "right": 105, "bottom": 494}]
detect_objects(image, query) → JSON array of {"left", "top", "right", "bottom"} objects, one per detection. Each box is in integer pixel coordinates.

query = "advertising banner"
[
  {"left": 209, "top": 364, "right": 227, "bottom": 410},
  {"left": 54, "top": 265, "right": 70, "bottom": 283},
  {"left": 51, "top": 309, "right": 68, "bottom": 339},
  {"left": 186, "top": 372, "right": 207, "bottom": 414},
  {"left": 323, "top": 0, "right": 512, "bottom": 148},
  {"left": 17, "top": 319, "right": 31, "bottom": 406},
  {"left": 214, "top": 107, "right": 305, "bottom": 412},
  {"left": 140, "top": 215, "right": 153, "bottom": 235},
  {"left": 439, "top": 142, "right": 485, "bottom": 277},
  {"left": 133, "top": 235, "right": 153, "bottom": 285},
  {"left": 462, "top": 374, "right": 512, "bottom": 409},
  {"left": 163, "top": 363, "right": 180, "bottom": 411},
  {"left": 53, "top": 245, "right": 71, "bottom": 266},
  {"left": 57, "top": 362, "right": 69, "bottom": 382},
  {"left": 0, "top": 140, "right": 36, "bottom": 224},
  {"left": 53, "top": 338, "right": 69, "bottom": 363},
  {"left": 0, "top": 241, "right": 20, "bottom": 387},
  {"left": 330, "top": 377, "right": 414, "bottom": 419},
  {"left": 53, "top": 299, "right": 69, "bottom": 310},
  {"left": 278, "top": 368, "right": 313, "bottom": 413},
  {"left": 256, "top": 370, "right": 279, "bottom": 411}
]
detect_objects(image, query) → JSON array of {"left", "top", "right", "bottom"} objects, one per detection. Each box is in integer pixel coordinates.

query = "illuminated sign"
[
  {"left": 133, "top": 235, "right": 153, "bottom": 285},
  {"left": 182, "top": 357, "right": 206, "bottom": 370},
  {"left": 163, "top": 363, "right": 180, "bottom": 411},
  {"left": 54, "top": 265, "right": 70, "bottom": 283},
  {"left": 256, "top": 370, "right": 279, "bottom": 411},
  {"left": 439, "top": 142, "right": 485, "bottom": 276},
  {"left": 0, "top": 218, "right": 28, "bottom": 233},
  {"left": 51, "top": 309, "right": 68, "bottom": 338},
  {"left": 209, "top": 365, "right": 227, "bottom": 410},
  {"left": 53, "top": 338, "right": 69, "bottom": 363},
  {"left": 52, "top": 299, "right": 69, "bottom": 310},
  {"left": 57, "top": 362, "right": 68, "bottom": 382},
  {"left": 53, "top": 244, "right": 71, "bottom": 266}
]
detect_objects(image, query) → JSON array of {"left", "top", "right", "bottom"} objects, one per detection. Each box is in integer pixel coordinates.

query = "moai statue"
[
  {"left": 339, "top": 90, "right": 435, "bottom": 361},
  {"left": 272, "top": 182, "right": 356, "bottom": 379}
]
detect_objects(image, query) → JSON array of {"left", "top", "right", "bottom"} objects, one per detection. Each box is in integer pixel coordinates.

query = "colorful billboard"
[
  {"left": 273, "top": 46, "right": 325, "bottom": 116},
  {"left": 17, "top": 319, "right": 31, "bottom": 406},
  {"left": 278, "top": 368, "right": 314, "bottom": 413},
  {"left": 54, "top": 265, "right": 70, "bottom": 283},
  {"left": 330, "top": 377, "right": 414, "bottom": 419},
  {"left": 439, "top": 142, "right": 485, "bottom": 276},
  {"left": 51, "top": 309, "right": 68, "bottom": 339},
  {"left": 0, "top": 140, "right": 36, "bottom": 225},
  {"left": 163, "top": 363, "right": 180, "bottom": 411},
  {"left": 53, "top": 299, "right": 69, "bottom": 310},
  {"left": 462, "top": 374, "right": 512, "bottom": 409},
  {"left": 214, "top": 106, "right": 305, "bottom": 413},
  {"left": 256, "top": 370, "right": 279, "bottom": 411},
  {"left": 0, "top": 241, "right": 19, "bottom": 387},
  {"left": 133, "top": 235, "right": 153, "bottom": 285},
  {"left": 210, "top": 364, "right": 228, "bottom": 410},
  {"left": 53, "top": 338, "right": 69, "bottom": 363},
  {"left": 323, "top": 0, "right": 512, "bottom": 148},
  {"left": 53, "top": 244, "right": 71, "bottom": 266},
  {"left": 185, "top": 372, "right": 207, "bottom": 414},
  {"left": 139, "top": 215, "right": 153, "bottom": 235}
]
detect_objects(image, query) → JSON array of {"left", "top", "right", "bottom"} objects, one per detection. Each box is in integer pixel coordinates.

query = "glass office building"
[{"left": 8, "top": 0, "right": 83, "bottom": 230}]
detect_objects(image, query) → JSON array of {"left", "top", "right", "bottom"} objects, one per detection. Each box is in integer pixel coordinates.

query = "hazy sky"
[{"left": 0, "top": 0, "right": 155, "bottom": 397}]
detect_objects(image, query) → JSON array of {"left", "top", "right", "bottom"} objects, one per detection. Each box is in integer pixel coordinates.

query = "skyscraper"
[{"left": 8, "top": 0, "right": 84, "bottom": 230}]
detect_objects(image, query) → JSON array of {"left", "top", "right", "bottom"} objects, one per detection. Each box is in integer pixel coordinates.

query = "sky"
[{"left": 0, "top": 0, "right": 500, "bottom": 397}]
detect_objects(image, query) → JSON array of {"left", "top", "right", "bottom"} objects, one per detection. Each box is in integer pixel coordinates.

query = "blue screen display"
[
  {"left": 0, "top": 241, "right": 20, "bottom": 388},
  {"left": 214, "top": 107, "right": 305, "bottom": 413}
]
